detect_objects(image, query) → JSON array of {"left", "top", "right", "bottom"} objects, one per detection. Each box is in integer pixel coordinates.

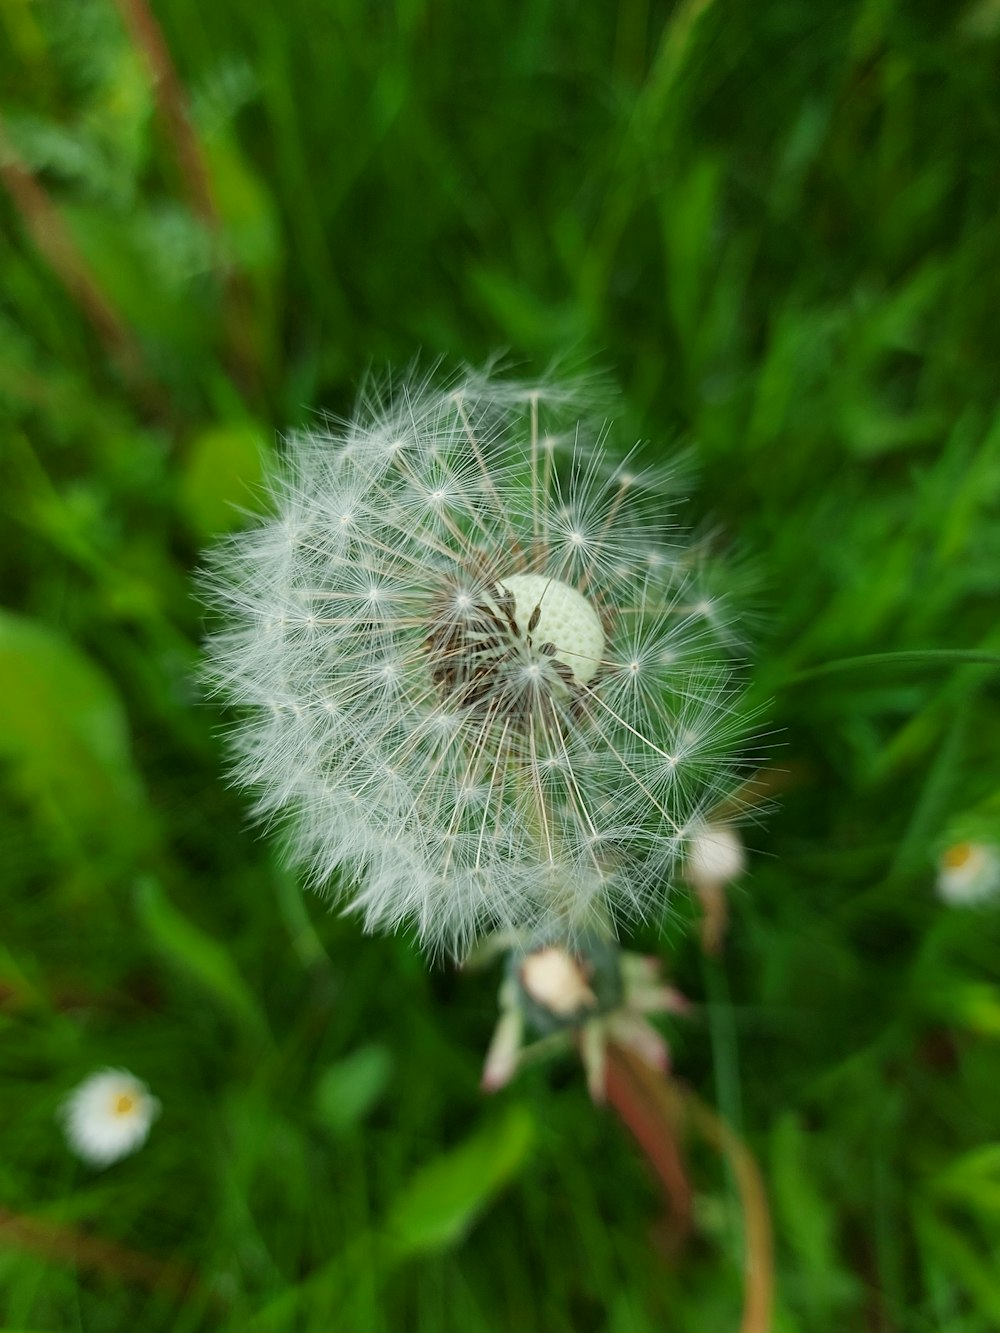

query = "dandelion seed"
[
  {"left": 202, "top": 367, "right": 748, "bottom": 957},
  {"left": 61, "top": 1069, "right": 159, "bottom": 1166}
]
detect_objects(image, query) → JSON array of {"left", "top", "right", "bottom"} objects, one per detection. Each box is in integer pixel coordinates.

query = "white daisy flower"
[
  {"left": 62, "top": 1069, "right": 159, "bottom": 1166},
  {"left": 935, "top": 841, "right": 1000, "bottom": 906},
  {"left": 202, "top": 367, "right": 748, "bottom": 957}
]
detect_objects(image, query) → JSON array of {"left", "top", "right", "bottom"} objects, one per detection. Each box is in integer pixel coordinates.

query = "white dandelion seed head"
[
  {"left": 201, "top": 367, "right": 749, "bottom": 958},
  {"left": 61, "top": 1069, "right": 159, "bottom": 1167}
]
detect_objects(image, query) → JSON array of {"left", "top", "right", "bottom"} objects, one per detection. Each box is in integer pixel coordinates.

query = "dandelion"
[
  {"left": 480, "top": 936, "right": 690, "bottom": 1102},
  {"left": 202, "top": 366, "right": 747, "bottom": 957},
  {"left": 935, "top": 840, "right": 1000, "bottom": 906},
  {"left": 61, "top": 1069, "right": 159, "bottom": 1166}
]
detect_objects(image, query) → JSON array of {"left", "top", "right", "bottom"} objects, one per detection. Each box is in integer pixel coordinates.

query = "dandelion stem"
[
  {"left": 606, "top": 1043, "right": 774, "bottom": 1333},
  {"left": 683, "top": 1086, "right": 774, "bottom": 1333},
  {"left": 604, "top": 1043, "right": 693, "bottom": 1241}
]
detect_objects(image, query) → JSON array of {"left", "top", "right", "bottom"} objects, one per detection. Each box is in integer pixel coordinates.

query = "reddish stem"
[
  {"left": 0, "top": 1205, "right": 197, "bottom": 1296},
  {"left": 604, "top": 1042, "right": 693, "bottom": 1240},
  {"left": 0, "top": 117, "right": 145, "bottom": 382},
  {"left": 110, "top": 0, "right": 218, "bottom": 226},
  {"left": 606, "top": 1043, "right": 774, "bottom": 1333},
  {"left": 110, "top": 0, "right": 263, "bottom": 397}
]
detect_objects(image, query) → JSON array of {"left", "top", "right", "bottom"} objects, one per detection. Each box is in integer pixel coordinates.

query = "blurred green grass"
[{"left": 2, "top": 0, "right": 1000, "bottom": 1328}]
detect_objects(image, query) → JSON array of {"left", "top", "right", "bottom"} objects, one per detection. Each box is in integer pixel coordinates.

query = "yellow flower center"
[{"left": 942, "top": 841, "right": 974, "bottom": 869}]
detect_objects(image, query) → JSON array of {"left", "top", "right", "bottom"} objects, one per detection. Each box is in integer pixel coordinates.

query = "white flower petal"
[{"left": 61, "top": 1069, "right": 159, "bottom": 1167}]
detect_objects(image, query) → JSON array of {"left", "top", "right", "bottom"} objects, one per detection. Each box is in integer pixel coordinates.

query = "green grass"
[{"left": 2, "top": 0, "right": 1000, "bottom": 1328}]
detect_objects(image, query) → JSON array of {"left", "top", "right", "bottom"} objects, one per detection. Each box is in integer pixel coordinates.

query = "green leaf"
[
  {"left": 313, "top": 1045, "right": 393, "bottom": 1136},
  {"left": 204, "top": 136, "right": 280, "bottom": 275},
  {"left": 940, "top": 982, "right": 1000, "bottom": 1038},
  {"left": 180, "top": 421, "right": 270, "bottom": 537},
  {"left": 662, "top": 157, "right": 723, "bottom": 347},
  {"left": 385, "top": 1104, "right": 535, "bottom": 1258},
  {"left": 134, "top": 875, "right": 269, "bottom": 1040},
  {"left": 769, "top": 1113, "right": 860, "bottom": 1312},
  {"left": 917, "top": 1208, "right": 1000, "bottom": 1324},
  {"left": 0, "top": 611, "right": 145, "bottom": 844},
  {"left": 932, "top": 1145, "right": 1000, "bottom": 1217}
]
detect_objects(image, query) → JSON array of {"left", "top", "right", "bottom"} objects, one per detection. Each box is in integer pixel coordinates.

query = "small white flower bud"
[
  {"left": 684, "top": 821, "right": 746, "bottom": 887},
  {"left": 519, "top": 946, "right": 598, "bottom": 1017}
]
